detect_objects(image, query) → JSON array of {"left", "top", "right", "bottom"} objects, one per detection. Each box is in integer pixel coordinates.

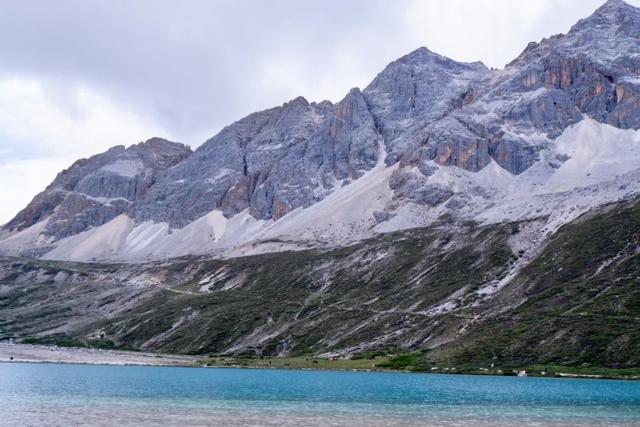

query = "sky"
[{"left": 1, "top": 0, "right": 638, "bottom": 224}]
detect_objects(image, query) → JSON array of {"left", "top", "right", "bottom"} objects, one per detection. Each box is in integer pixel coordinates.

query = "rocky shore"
[{"left": 0, "top": 342, "right": 197, "bottom": 367}]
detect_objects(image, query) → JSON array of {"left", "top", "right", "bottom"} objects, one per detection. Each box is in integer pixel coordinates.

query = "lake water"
[{"left": 1, "top": 363, "right": 640, "bottom": 426}]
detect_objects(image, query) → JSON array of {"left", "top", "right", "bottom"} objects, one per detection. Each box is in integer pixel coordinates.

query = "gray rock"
[
  {"left": 502, "top": 0, "right": 640, "bottom": 131},
  {"left": 373, "top": 211, "right": 396, "bottom": 223},
  {"left": 363, "top": 47, "right": 491, "bottom": 167},
  {"left": 390, "top": 170, "right": 454, "bottom": 207},
  {"left": 133, "top": 88, "right": 382, "bottom": 225},
  {"left": 5, "top": 138, "right": 191, "bottom": 238}
]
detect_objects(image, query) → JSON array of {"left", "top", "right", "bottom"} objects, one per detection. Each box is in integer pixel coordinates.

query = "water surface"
[{"left": 1, "top": 363, "right": 639, "bottom": 426}]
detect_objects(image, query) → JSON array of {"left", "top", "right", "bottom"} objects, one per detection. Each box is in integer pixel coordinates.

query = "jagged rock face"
[
  {"left": 5, "top": 139, "right": 192, "bottom": 238},
  {"left": 362, "top": 48, "right": 491, "bottom": 168},
  {"left": 367, "top": 0, "right": 640, "bottom": 177},
  {"left": 133, "top": 89, "right": 382, "bottom": 226},
  {"left": 360, "top": 47, "right": 550, "bottom": 175},
  {"left": 3, "top": 0, "right": 640, "bottom": 248},
  {"left": 500, "top": 0, "right": 640, "bottom": 130},
  {"left": 247, "top": 89, "right": 381, "bottom": 220},
  {"left": 389, "top": 169, "right": 453, "bottom": 207}
]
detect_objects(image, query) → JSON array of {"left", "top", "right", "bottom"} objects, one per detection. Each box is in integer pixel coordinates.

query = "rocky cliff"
[{"left": 4, "top": 139, "right": 191, "bottom": 241}]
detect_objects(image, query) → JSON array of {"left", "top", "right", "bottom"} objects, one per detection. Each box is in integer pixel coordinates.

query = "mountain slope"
[
  {"left": 1, "top": 196, "right": 638, "bottom": 367},
  {"left": 4, "top": 118, "right": 638, "bottom": 263},
  {"left": 433, "top": 197, "right": 640, "bottom": 367}
]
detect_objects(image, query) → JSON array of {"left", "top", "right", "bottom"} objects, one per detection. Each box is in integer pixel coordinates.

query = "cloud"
[
  {"left": 0, "top": 78, "right": 167, "bottom": 224},
  {"left": 0, "top": 156, "right": 73, "bottom": 225},
  {"left": 0, "top": 0, "right": 638, "bottom": 224},
  {"left": 400, "top": 0, "right": 628, "bottom": 67},
  {"left": 0, "top": 78, "right": 167, "bottom": 162}
]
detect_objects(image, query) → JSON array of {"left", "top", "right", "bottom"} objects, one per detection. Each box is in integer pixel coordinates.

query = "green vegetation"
[
  {"left": 436, "top": 200, "right": 640, "bottom": 368},
  {"left": 192, "top": 354, "right": 640, "bottom": 379},
  {"left": 375, "top": 353, "right": 429, "bottom": 371},
  {"left": 1, "top": 198, "right": 639, "bottom": 373},
  {"left": 524, "top": 364, "right": 640, "bottom": 379},
  {"left": 198, "top": 355, "right": 388, "bottom": 371},
  {"left": 21, "top": 336, "right": 87, "bottom": 348}
]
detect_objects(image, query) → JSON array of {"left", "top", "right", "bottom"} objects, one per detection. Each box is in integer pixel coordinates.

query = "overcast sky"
[{"left": 1, "top": 0, "right": 637, "bottom": 224}]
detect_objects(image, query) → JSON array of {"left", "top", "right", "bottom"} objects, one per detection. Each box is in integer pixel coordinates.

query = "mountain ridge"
[{"left": 1, "top": 0, "right": 640, "bottom": 262}]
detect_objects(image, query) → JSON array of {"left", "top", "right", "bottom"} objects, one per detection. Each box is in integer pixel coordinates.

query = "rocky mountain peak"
[
  {"left": 283, "top": 96, "right": 310, "bottom": 108},
  {"left": 509, "top": 0, "right": 639, "bottom": 67},
  {"left": 396, "top": 46, "right": 440, "bottom": 65},
  {"left": 382, "top": 47, "right": 486, "bottom": 75},
  {"left": 568, "top": 0, "right": 640, "bottom": 36},
  {"left": 393, "top": 46, "right": 486, "bottom": 71},
  {"left": 2, "top": 0, "right": 640, "bottom": 262},
  {"left": 137, "top": 137, "right": 191, "bottom": 152},
  {"left": 594, "top": 0, "right": 636, "bottom": 16},
  {"left": 3, "top": 137, "right": 191, "bottom": 239},
  {"left": 128, "top": 138, "right": 192, "bottom": 169}
]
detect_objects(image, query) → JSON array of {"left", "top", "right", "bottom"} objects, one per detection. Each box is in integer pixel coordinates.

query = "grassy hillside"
[
  {"left": 435, "top": 199, "right": 640, "bottom": 367},
  {"left": 1, "top": 198, "right": 638, "bottom": 369}
]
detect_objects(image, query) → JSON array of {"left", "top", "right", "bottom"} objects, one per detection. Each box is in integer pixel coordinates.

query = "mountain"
[
  {"left": 2, "top": 196, "right": 639, "bottom": 366},
  {"left": 2, "top": 0, "right": 640, "bottom": 263},
  {"left": 1, "top": 138, "right": 191, "bottom": 254},
  {"left": 0, "top": 0, "right": 639, "bottom": 366}
]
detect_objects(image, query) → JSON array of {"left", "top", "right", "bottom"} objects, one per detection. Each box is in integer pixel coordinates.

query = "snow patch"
[{"left": 100, "top": 160, "right": 142, "bottom": 178}]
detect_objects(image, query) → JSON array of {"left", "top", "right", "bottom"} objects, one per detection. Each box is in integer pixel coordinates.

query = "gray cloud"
[
  {"left": 0, "top": 0, "right": 402, "bottom": 142},
  {"left": 2, "top": 0, "right": 632, "bottom": 144}
]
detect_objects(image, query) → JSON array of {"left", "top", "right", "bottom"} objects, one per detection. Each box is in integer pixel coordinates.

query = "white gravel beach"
[{"left": 0, "top": 342, "right": 198, "bottom": 367}]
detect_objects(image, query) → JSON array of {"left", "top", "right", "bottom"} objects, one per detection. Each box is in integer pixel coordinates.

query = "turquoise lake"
[{"left": 1, "top": 363, "right": 640, "bottom": 426}]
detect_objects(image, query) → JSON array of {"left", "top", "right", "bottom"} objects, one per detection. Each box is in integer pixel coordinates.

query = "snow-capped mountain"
[{"left": 2, "top": 0, "right": 640, "bottom": 262}]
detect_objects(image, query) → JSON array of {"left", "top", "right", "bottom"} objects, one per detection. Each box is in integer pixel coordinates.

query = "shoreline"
[
  {"left": 2, "top": 342, "right": 639, "bottom": 381},
  {"left": 0, "top": 342, "right": 198, "bottom": 367}
]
